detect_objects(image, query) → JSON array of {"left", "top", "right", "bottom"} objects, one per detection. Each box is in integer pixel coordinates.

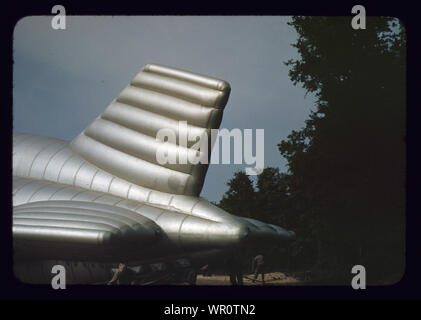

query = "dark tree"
[
  {"left": 218, "top": 171, "right": 256, "bottom": 218},
  {"left": 279, "top": 16, "right": 406, "bottom": 283},
  {"left": 255, "top": 167, "right": 287, "bottom": 225}
]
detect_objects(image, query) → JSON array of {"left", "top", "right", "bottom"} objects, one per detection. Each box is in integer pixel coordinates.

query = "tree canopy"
[{"left": 218, "top": 16, "right": 406, "bottom": 284}]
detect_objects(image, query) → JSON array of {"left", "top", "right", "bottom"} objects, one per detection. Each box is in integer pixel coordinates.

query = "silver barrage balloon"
[{"left": 13, "top": 64, "right": 295, "bottom": 284}]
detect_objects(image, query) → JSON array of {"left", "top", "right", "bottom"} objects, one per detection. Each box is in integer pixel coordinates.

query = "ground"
[{"left": 196, "top": 272, "right": 301, "bottom": 286}]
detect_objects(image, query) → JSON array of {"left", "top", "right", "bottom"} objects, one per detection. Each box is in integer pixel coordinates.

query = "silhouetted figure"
[
  {"left": 225, "top": 253, "right": 244, "bottom": 286},
  {"left": 252, "top": 254, "right": 265, "bottom": 284},
  {"left": 107, "top": 263, "right": 135, "bottom": 285},
  {"left": 200, "top": 264, "right": 211, "bottom": 276}
]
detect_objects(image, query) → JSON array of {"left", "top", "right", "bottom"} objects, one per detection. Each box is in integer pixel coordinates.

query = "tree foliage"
[
  {"left": 218, "top": 17, "right": 406, "bottom": 284},
  {"left": 279, "top": 16, "right": 406, "bottom": 283},
  {"left": 218, "top": 171, "right": 257, "bottom": 218}
]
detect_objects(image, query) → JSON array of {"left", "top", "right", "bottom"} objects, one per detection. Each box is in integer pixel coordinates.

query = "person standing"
[
  {"left": 252, "top": 254, "right": 265, "bottom": 284},
  {"left": 226, "top": 252, "right": 244, "bottom": 286}
]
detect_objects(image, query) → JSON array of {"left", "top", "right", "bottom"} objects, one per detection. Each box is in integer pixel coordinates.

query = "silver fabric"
[
  {"left": 13, "top": 64, "right": 295, "bottom": 266},
  {"left": 14, "top": 199, "right": 162, "bottom": 261},
  {"left": 71, "top": 63, "right": 230, "bottom": 196}
]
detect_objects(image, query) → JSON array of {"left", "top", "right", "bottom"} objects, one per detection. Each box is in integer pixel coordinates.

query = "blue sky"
[{"left": 13, "top": 16, "right": 316, "bottom": 202}]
